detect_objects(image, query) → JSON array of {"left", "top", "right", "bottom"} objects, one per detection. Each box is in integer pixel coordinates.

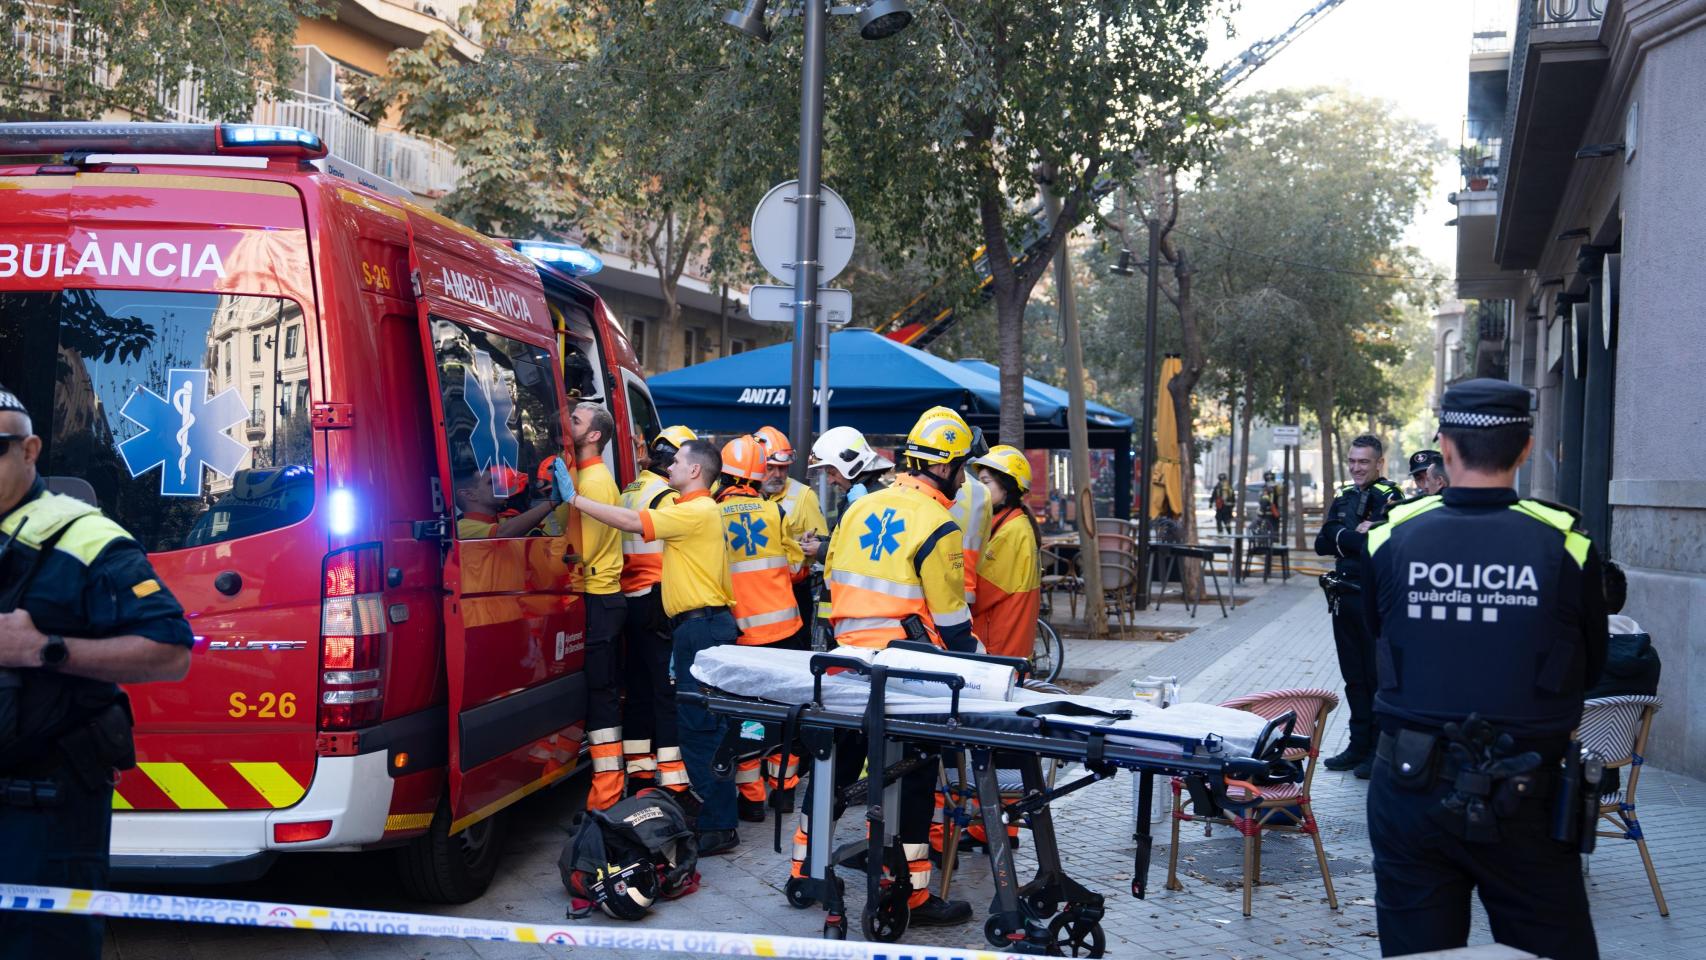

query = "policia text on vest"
[{"left": 0, "top": 474, "right": 193, "bottom": 959}]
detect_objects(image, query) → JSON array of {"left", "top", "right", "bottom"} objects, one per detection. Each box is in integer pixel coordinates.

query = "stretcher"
[{"left": 684, "top": 642, "right": 1307, "bottom": 955}]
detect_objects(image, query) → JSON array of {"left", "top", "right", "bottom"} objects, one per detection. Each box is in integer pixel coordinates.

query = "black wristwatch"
[{"left": 40, "top": 633, "right": 68, "bottom": 670}]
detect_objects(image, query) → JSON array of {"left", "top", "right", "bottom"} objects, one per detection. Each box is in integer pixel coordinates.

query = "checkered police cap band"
[
  {"left": 0, "top": 386, "right": 25, "bottom": 415},
  {"left": 1439, "top": 409, "right": 1532, "bottom": 428}
]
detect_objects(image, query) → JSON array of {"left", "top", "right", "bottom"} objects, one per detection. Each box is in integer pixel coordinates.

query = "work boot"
[
  {"left": 1353, "top": 756, "right": 1374, "bottom": 780},
  {"left": 909, "top": 895, "right": 973, "bottom": 926},
  {"left": 776, "top": 786, "right": 797, "bottom": 814},
  {"left": 698, "top": 829, "right": 740, "bottom": 856},
  {"left": 1322, "top": 748, "right": 1368, "bottom": 772},
  {"left": 738, "top": 797, "right": 768, "bottom": 823}
]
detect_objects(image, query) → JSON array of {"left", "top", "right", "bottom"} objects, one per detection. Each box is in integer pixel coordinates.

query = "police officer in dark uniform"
[
  {"left": 1361, "top": 379, "right": 1605, "bottom": 959},
  {"left": 0, "top": 386, "right": 193, "bottom": 959},
  {"left": 1314, "top": 434, "right": 1403, "bottom": 778},
  {"left": 1405, "top": 449, "right": 1448, "bottom": 496}
]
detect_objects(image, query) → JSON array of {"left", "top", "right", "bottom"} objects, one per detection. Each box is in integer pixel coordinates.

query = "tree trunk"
[
  {"left": 1316, "top": 398, "right": 1337, "bottom": 496},
  {"left": 1165, "top": 248, "right": 1205, "bottom": 599},
  {"left": 994, "top": 291, "right": 1027, "bottom": 448}
]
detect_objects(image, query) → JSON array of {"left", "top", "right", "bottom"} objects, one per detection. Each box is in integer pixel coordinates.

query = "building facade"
[{"left": 1454, "top": 0, "right": 1706, "bottom": 777}]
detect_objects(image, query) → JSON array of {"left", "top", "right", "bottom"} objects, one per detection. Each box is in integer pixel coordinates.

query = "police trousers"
[
  {"left": 0, "top": 775, "right": 112, "bottom": 960},
  {"left": 1368, "top": 761, "right": 1597, "bottom": 959},
  {"left": 1329, "top": 600, "right": 1378, "bottom": 754}
]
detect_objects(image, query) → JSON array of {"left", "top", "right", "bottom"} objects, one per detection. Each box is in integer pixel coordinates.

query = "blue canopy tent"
[
  {"left": 647, "top": 328, "right": 1134, "bottom": 518},
  {"left": 954, "top": 359, "right": 1133, "bottom": 431}
]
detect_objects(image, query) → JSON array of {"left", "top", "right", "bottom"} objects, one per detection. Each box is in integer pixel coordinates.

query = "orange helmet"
[
  {"left": 753, "top": 425, "right": 794, "bottom": 465},
  {"left": 720, "top": 435, "right": 767, "bottom": 483}
]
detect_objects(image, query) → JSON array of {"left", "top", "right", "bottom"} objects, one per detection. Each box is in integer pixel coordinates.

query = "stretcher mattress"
[{"left": 690, "top": 645, "right": 1270, "bottom": 758}]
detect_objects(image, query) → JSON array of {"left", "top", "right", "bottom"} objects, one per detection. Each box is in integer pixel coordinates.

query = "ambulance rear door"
[{"left": 405, "top": 213, "right": 587, "bottom": 830}]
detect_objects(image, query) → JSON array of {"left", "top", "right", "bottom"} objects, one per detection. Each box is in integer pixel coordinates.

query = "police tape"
[{"left": 0, "top": 884, "right": 1027, "bottom": 960}]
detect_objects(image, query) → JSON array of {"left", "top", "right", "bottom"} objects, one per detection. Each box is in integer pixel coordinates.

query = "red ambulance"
[{"left": 0, "top": 122, "right": 665, "bottom": 901}]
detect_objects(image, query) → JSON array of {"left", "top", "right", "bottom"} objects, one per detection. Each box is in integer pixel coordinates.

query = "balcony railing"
[
  {"left": 1534, "top": 0, "right": 1606, "bottom": 28},
  {"left": 7, "top": 5, "right": 463, "bottom": 198}
]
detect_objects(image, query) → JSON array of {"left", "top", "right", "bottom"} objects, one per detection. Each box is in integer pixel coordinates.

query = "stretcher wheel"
[
  {"left": 824, "top": 915, "right": 848, "bottom": 940},
  {"left": 1045, "top": 912, "right": 1106, "bottom": 958},
  {"left": 785, "top": 877, "right": 815, "bottom": 909},
  {"left": 985, "top": 914, "right": 1020, "bottom": 948},
  {"left": 861, "top": 892, "right": 909, "bottom": 942},
  {"left": 1026, "top": 892, "right": 1059, "bottom": 919}
]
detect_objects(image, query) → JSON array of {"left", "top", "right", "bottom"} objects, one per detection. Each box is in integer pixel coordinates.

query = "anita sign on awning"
[{"left": 736, "top": 387, "right": 835, "bottom": 405}]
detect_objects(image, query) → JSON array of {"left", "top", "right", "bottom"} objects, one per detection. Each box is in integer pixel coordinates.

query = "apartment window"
[
  {"left": 729, "top": 338, "right": 751, "bottom": 356},
  {"left": 252, "top": 333, "right": 262, "bottom": 363},
  {"left": 629, "top": 318, "right": 649, "bottom": 368},
  {"left": 682, "top": 328, "right": 700, "bottom": 365},
  {"left": 223, "top": 340, "right": 232, "bottom": 379},
  {"left": 279, "top": 383, "right": 293, "bottom": 413},
  {"left": 284, "top": 325, "right": 300, "bottom": 359},
  {"left": 250, "top": 385, "right": 263, "bottom": 426},
  {"left": 297, "top": 380, "right": 310, "bottom": 412}
]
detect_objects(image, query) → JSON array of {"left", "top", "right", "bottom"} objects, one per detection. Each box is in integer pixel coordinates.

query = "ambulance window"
[
  {"left": 0, "top": 289, "right": 315, "bottom": 553},
  {"left": 626, "top": 381, "right": 661, "bottom": 452},
  {"left": 548, "top": 297, "right": 604, "bottom": 402},
  {"left": 428, "top": 317, "right": 563, "bottom": 540}
]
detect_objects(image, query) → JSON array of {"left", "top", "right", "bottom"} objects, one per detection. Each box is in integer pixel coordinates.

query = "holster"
[
  {"left": 1385, "top": 728, "right": 1439, "bottom": 791},
  {"left": 56, "top": 695, "right": 136, "bottom": 791}
]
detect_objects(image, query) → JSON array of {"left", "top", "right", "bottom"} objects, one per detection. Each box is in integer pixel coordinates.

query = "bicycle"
[{"left": 1032, "top": 591, "right": 1066, "bottom": 684}]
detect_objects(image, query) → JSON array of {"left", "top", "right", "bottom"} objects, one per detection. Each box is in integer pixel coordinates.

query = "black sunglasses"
[{"left": 0, "top": 434, "right": 27, "bottom": 457}]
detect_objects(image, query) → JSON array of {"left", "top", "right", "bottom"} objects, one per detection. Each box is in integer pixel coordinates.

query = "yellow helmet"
[
  {"left": 652, "top": 425, "right": 698, "bottom": 451},
  {"left": 904, "top": 406, "right": 973, "bottom": 465},
  {"left": 970, "top": 444, "right": 1032, "bottom": 494}
]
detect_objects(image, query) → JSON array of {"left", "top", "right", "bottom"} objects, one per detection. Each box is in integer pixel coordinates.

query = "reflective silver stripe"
[
  {"left": 623, "top": 585, "right": 656, "bottom": 598},
  {"left": 737, "top": 606, "right": 801, "bottom": 630},
  {"left": 622, "top": 539, "right": 664, "bottom": 555},
  {"left": 734, "top": 766, "right": 760, "bottom": 784},
  {"left": 656, "top": 746, "right": 682, "bottom": 763},
  {"left": 622, "top": 739, "right": 650, "bottom": 754},
  {"left": 589, "top": 728, "right": 621, "bottom": 745},
  {"left": 731, "top": 556, "right": 790, "bottom": 574},
  {"left": 828, "top": 569, "right": 925, "bottom": 599},
  {"left": 659, "top": 768, "right": 690, "bottom": 786},
  {"left": 626, "top": 757, "right": 658, "bottom": 774},
  {"left": 932, "top": 607, "right": 971, "bottom": 627},
  {"left": 592, "top": 755, "right": 623, "bottom": 773},
  {"left": 765, "top": 757, "right": 799, "bottom": 777},
  {"left": 835, "top": 616, "right": 904, "bottom": 636}
]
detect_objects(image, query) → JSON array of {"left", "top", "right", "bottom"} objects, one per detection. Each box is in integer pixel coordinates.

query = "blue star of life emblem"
[
  {"left": 465, "top": 347, "right": 520, "bottom": 495},
  {"left": 859, "top": 508, "right": 905, "bottom": 561},
  {"left": 727, "top": 513, "right": 769, "bottom": 556},
  {"left": 118, "top": 368, "right": 249, "bottom": 497},
  {"left": 944, "top": 429, "right": 957, "bottom": 443}
]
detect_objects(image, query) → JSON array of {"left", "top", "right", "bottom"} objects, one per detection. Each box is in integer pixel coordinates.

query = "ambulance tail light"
[{"left": 319, "top": 544, "right": 386, "bottom": 730}]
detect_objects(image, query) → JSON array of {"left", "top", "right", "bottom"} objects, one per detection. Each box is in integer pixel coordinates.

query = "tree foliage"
[{"left": 0, "top": 1, "right": 322, "bottom": 122}]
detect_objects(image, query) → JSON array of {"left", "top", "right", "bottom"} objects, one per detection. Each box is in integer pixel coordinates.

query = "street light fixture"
[
  {"left": 857, "top": 0, "right": 913, "bottom": 40},
  {"left": 1108, "top": 248, "right": 1135, "bottom": 277},
  {"left": 722, "top": 0, "right": 912, "bottom": 477},
  {"left": 722, "top": 0, "right": 772, "bottom": 43}
]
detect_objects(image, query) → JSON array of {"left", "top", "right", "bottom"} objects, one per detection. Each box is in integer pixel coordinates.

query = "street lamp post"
[{"left": 723, "top": 0, "right": 912, "bottom": 479}]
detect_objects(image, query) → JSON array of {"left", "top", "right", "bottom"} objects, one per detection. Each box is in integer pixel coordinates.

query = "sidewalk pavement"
[{"left": 105, "top": 580, "right": 1704, "bottom": 958}]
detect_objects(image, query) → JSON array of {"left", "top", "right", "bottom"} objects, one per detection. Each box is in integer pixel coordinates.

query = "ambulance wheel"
[
  {"left": 1045, "top": 912, "right": 1106, "bottom": 958},
  {"left": 861, "top": 892, "right": 909, "bottom": 942},
  {"left": 396, "top": 801, "right": 504, "bottom": 904},
  {"left": 785, "top": 877, "right": 815, "bottom": 909}
]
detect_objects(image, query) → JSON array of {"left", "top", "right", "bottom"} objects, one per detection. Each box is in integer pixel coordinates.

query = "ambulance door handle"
[{"left": 214, "top": 571, "right": 242, "bottom": 596}]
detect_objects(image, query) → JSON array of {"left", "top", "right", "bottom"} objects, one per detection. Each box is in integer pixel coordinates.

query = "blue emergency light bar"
[
  {"left": 517, "top": 241, "right": 604, "bottom": 278},
  {"left": 0, "top": 121, "right": 327, "bottom": 160}
]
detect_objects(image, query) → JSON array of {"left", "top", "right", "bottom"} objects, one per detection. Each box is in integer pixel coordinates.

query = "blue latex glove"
[{"left": 551, "top": 457, "right": 576, "bottom": 504}]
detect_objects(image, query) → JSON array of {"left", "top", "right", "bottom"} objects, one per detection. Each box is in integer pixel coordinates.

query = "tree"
[
  {"left": 1, "top": 1, "right": 323, "bottom": 122},
  {"left": 827, "top": 2, "right": 1221, "bottom": 447}
]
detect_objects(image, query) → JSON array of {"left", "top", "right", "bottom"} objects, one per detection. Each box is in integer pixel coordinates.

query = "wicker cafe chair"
[
  {"left": 1098, "top": 551, "right": 1140, "bottom": 638},
  {"left": 1578, "top": 695, "right": 1668, "bottom": 916},
  {"left": 1165, "top": 688, "right": 1341, "bottom": 917}
]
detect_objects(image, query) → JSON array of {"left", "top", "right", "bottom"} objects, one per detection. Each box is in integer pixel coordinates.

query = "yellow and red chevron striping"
[{"left": 112, "top": 761, "right": 312, "bottom": 810}]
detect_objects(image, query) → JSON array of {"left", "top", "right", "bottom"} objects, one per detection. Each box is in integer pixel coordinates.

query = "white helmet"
[{"left": 809, "top": 426, "right": 894, "bottom": 481}]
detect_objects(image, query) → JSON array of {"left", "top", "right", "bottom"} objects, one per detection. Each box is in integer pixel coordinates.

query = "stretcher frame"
[{"left": 684, "top": 644, "right": 1306, "bottom": 954}]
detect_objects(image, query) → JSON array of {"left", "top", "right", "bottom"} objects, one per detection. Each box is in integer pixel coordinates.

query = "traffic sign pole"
[{"left": 789, "top": 0, "right": 827, "bottom": 481}]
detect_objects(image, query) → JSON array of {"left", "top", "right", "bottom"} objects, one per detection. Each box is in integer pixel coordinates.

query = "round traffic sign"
[{"left": 750, "top": 180, "right": 856, "bottom": 286}]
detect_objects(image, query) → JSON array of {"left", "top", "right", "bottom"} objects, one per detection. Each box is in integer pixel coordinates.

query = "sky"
[{"left": 1209, "top": 0, "right": 1494, "bottom": 274}]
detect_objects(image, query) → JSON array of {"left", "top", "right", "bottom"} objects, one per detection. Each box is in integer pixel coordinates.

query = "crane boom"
[{"left": 1217, "top": 0, "right": 1351, "bottom": 96}]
